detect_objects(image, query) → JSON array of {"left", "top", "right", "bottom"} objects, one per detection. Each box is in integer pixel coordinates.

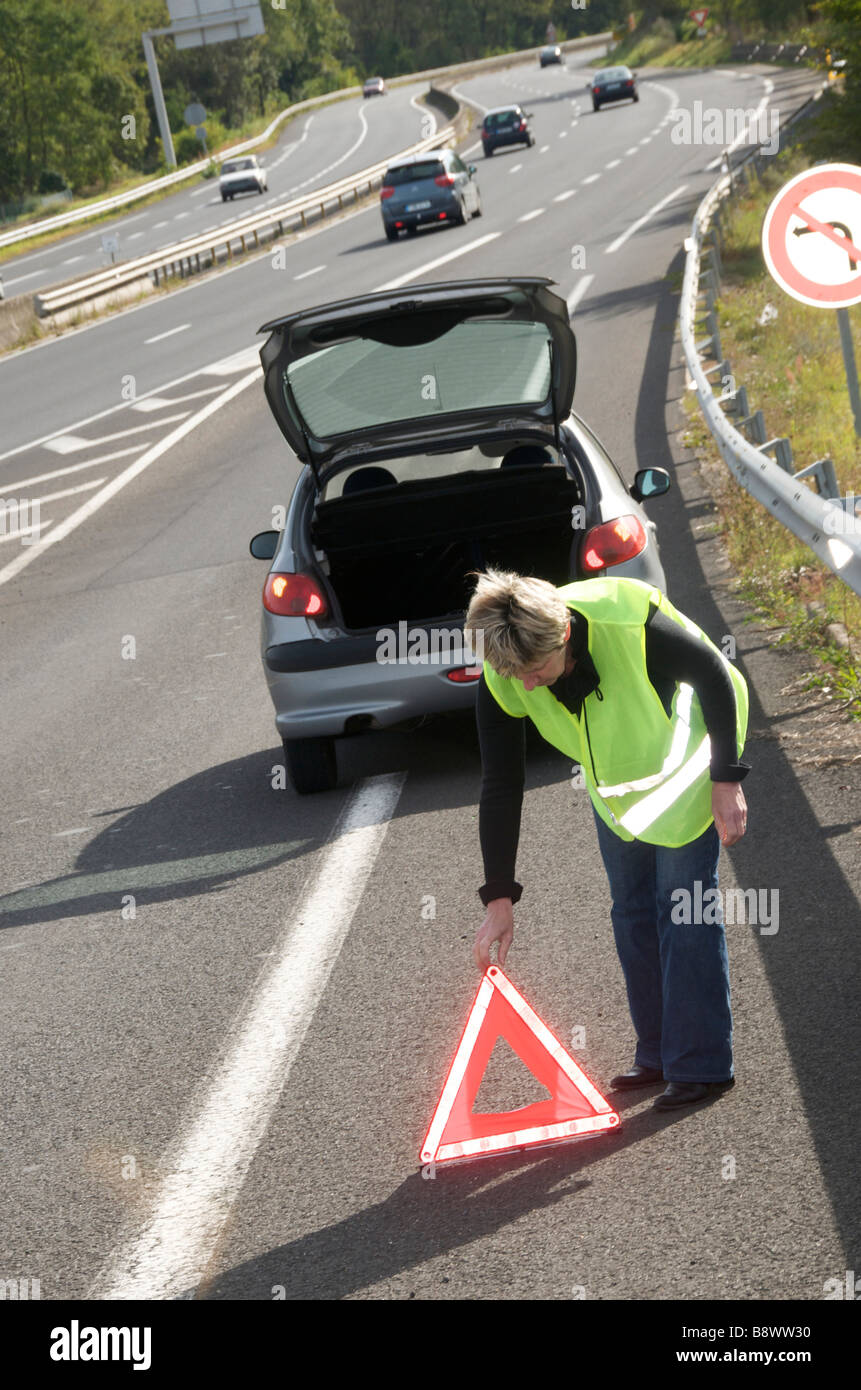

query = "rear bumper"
[{"left": 382, "top": 197, "right": 459, "bottom": 230}]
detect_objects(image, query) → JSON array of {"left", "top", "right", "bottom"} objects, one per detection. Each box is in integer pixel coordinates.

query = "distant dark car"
[
  {"left": 590, "top": 65, "right": 639, "bottom": 110},
  {"left": 363, "top": 76, "right": 386, "bottom": 97},
  {"left": 481, "top": 106, "right": 535, "bottom": 157},
  {"left": 380, "top": 148, "right": 481, "bottom": 240},
  {"left": 540, "top": 44, "right": 562, "bottom": 66}
]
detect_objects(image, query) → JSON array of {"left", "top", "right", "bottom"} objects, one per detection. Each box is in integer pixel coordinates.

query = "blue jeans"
[{"left": 591, "top": 803, "right": 733, "bottom": 1083}]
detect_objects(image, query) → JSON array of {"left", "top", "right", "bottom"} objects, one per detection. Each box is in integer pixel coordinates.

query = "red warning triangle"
[{"left": 421, "top": 966, "right": 619, "bottom": 1165}]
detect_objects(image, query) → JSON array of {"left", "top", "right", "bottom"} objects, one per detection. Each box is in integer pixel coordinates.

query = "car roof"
[
  {"left": 385, "top": 150, "right": 450, "bottom": 170},
  {"left": 483, "top": 105, "right": 525, "bottom": 115}
]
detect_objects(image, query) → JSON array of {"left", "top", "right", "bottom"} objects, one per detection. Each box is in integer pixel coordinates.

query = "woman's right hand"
[{"left": 474, "top": 898, "right": 514, "bottom": 972}]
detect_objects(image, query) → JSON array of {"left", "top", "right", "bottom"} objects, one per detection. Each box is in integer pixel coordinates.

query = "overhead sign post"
[
  {"left": 142, "top": 2, "right": 264, "bottom": 169},
  {"left": 762, "top": 163, "right": 861, "bottom": 436}
]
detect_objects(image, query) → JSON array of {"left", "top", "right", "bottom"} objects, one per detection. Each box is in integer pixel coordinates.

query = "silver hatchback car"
[{"left": 250, "top": 277, "right": 671, "bottom": 793}]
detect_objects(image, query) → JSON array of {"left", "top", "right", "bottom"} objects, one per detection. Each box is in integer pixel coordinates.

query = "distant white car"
[
  {"left": 363, "top": 76, "right": 386, "bottom": 98},
  {"left": 219, "top": 155, "right": 267, "bottom": 202}
]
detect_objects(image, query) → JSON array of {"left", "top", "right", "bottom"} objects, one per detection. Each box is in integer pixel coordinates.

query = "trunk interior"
[{"left": 309, "top": 463, "right": 583, "bottom": 630}]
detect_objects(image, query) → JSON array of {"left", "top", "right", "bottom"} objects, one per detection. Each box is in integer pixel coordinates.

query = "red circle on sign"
[{"left": 762, "top": 163, "right": 861, "bottom": 308}]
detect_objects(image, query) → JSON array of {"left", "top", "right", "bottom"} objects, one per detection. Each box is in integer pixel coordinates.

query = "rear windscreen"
[
  {"left": 384, "top": 161, "right": 444, "bottom": 185},
  {"left": 283, "top": 318, "right": 552, "bottom": 438},
  {"left": 485, "top": 112, "right": 520, "bottom": 128}
]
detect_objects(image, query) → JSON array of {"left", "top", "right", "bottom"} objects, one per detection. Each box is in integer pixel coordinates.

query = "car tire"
[
  {"left": 283, "top": 736, "right": 337, "bottom": 795},
  {"left": 384, "top": 225, "right": 398, "bottom": 241},
  {"left": 483, "top": 144, "right": 493, "bottom": 157},
  {"left": 633, "top": 92, "right": 639, "bottom": 102},
  {"left": 592, "top": 100, "right": 600, "bottom": 111},
  {"left": 453, "top": 197, "right": 468, "bottom": 226},
  {"left": 221, "top": 193, "right": 227, "bottom": 201},
  {"left": 472, "top": 189, "right": 482, "bottom": 217}
]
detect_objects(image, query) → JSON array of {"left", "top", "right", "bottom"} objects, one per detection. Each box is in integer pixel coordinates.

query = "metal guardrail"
[
  {"left": 679, "top": 88, "right": 861, "bottom": 596},
  {"left": 34, "top": 126, "right": 457, "bottom": 318},
  {"left": 1, "top": 30, "right": 610, "bottom": 252}
]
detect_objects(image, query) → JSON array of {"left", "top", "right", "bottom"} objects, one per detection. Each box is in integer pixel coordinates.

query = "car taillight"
[
  {"left": 581, "top": 515, "right": 647, "bottom": 571},
  {"left": 625, "top": 80, "right": 634, "bottom": 87},
  {"left": 434, "top": 173, "right": 455, "bottom": 186},
  {"left": 446, "top": 666, "right": 483, "bottom": 682},
  {"left": 519, "top": 121, "right": 526, "bottom": 129},
  {"left": 263, "top": 572, "right": 328, "bottom": 618},
  {"left": 380, "top": 185, "right": 394, "bottom": 199}
]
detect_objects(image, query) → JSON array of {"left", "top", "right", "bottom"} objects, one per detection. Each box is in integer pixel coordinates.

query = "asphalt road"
[
  {"left": 0, "top": 75, "right": 456, "bottom": 300},
  {"left": 1, "top": 53, "right": 858, "bottom": 1311}
]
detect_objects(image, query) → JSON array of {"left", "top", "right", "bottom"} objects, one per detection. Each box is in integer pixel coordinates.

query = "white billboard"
[{"left": 167, "top": 0, "right": 265, "bottom": 50}]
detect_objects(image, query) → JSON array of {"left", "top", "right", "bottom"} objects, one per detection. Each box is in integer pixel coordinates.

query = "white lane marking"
[
  {"left": 451, "top": 83, "right": 487, "bottom": 113},
  {"left": 553, "top": 189, "right": 576, "bottom": 202},
  {"left": 22, "top": 478, "right": 106, "bottom": 506},
  {"left": 0, "top": 370, "right": 259, "bottom": 587},
  {"left": 268, "top": 115, "right": 313, "bottom": 171},
  {"left": 130, "top": 385, "right": 224, "bottom": 412},
  {"left": 582, "top": 173, "right": 600, "bottom": 184},
  {"left": 175, "top": 212, "right": 190, "bottom": 220},
  {"left": 190, "top": 186, "right": 212, "bottom": 198},
  {"left": 293, "top": 264, "right": 325, "bottom": 280},
  {"left": 62, "top": 255, "right": 84, "bottom": 265},
  {"left": 566, "top": 275, "right": 594, "bottom": 315},
  {"left": 0, "top": 348, "right": 256, "bottom": 463},
  {"left": 625, "top": 146, "right": 638, "bottom": 155},
  {"left": 144, "top": 323, "right": 191, "bottom": 345},
  {"left": 639, "top": 137, "right": 652, "bottom": 145},
  {"left": 52, "top": 827, "right": 92, "bottom": 837},
  {"left": 410, "top": 92, "right": 436, "bottom": 133},
  {"left": 509, "top": 163, "right": 523, "bottom": 174},
  {"left": 518, "top": 208, "right": 545, "bottom": 222},
  {"left": 375, "top": 232, "right": 501, "bottom": 292},
  {"left": 44, "top": 414, "right": 189, "bottom": 452},
  {"left": 3, "top": 270, "right": 41, "bottom": 288},
  {"left": 705, "top": 86, "right": 772, "bottom": 169},
  {"left": 0, "top": 517, "right": 53, "bottom": 544},
  {"left": 606, "top": 159, "right": 621, "bottom": 169},
  {"left": 201, "top": 344, "right": 260, "bottom": 375},
  {"left": 539, "top": 144, "right": 550, "bottom": 153},
  {"left": 605, "top": 183, "right": 688, "bottom": 255},
  {"left": 128, "top": 232, "right": 144, "bottom": 240},
  {"left": 5, "top": 445, "right": 148, "bottom": 492},
  {"left": 284, "top": 107, "right": 368, "bottom": 195},
  {"left": 90, "top": 771, "right": 406, "bottom": 1300},
  {"left": 153, "top": 221, "right": 169, "bottom": 229}
]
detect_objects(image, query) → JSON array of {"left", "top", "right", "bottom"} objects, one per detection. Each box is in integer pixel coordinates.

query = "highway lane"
[
  {"left": 0, "top": 79, "right": 439, "bottom": 299},
  {"left": 1, "top": 57, "right": 857, "bottom": 1304},
  {"left": 0, "top": 59, "right": 820, "bottom": 460}
]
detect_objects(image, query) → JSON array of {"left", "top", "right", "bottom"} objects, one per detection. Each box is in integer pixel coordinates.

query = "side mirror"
[
  {"left": 630, "top": 468, "right": 671, "bottom": 502},
  {"left": 468, "top": 164, "right": 477, "bottom": 175},
  {"left": 249, "top": 530, "right": 279, "bottom": 560}
]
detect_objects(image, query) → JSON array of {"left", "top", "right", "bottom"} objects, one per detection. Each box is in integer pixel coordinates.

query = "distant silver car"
[
  {"left": 540, "top": 44, "right": 562, "bottom": 66},
  {"left": 250, "top": 278, "right": 671, "bottom": 793},
  {"left": 363, "top": 76, "right": 386, "bottom": 97}
]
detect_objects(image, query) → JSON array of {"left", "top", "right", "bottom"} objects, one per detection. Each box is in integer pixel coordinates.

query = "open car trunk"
[{"left": 309, "top": 463, "right": 583, "bottom": 631}]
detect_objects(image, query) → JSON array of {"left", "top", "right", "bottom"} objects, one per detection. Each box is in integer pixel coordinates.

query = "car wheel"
[
  {"left": 283, "top": 736, "right": 337, "bottom": 795},
  {"left": 592, "top": 100, "right": 600, "bottom": 111},
  {"left": 633, "top": 92, "right": 639, "bottom": 102},
  {"left": 385, "top": 225, "right": 398, "bottom": 241},
  {"left": 472, "top": 189, "right": 482, "bottom": 217},
  {"left": 483, "top": 144, "right": 493, "bottom": 157},
  {"left": 453, "top": 197, "right": 468, "bottom": 226},
  {"left": 221, "top": 193, "right": 227, "bottom": 201}
]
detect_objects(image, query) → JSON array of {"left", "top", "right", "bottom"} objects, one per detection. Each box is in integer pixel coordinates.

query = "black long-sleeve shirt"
[{"left": 477, "top": 600, "right": 750, "bottom": 906}]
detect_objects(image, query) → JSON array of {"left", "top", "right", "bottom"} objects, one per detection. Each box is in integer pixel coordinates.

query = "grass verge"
[{"left": 679, "top": 129, "right": 861, "bottom": 719}]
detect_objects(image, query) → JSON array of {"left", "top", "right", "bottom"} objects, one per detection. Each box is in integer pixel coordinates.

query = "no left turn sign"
[{"left": 762, "top": 163, "right": 861, "bottom": 308}]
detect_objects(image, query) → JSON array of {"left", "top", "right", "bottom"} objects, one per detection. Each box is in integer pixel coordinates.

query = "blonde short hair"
[{"left": 464, "top": 568, "right": 570, "bottom": 679}]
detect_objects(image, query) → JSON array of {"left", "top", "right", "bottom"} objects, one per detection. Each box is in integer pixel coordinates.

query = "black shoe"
[
  {"left": 609, "top": 1064, "right": 664, "bottom": 1089},
  {"left": 653, "top": 1079, "right": 735, "bottom": 1110}
]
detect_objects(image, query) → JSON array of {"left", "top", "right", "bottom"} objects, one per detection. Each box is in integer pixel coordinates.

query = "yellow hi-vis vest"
[{"left": 482, "top": 576, "right": 749, "bottom": 846}]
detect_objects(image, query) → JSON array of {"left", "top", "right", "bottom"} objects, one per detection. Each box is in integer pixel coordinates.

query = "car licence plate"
[
  {"left": 405, "top": 201, "right": 431, "bottom": 211},
  {"left": 606, "top": 83, "right": 620, "bottom": 91}
]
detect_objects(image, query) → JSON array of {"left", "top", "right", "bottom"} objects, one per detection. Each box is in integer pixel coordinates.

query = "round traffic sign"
[
  {"left": 184, "top": 102, "right": 206, "bottom": 127},
  {"left": 762, "top": 163, "right": 861, "bottom": 308}
]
